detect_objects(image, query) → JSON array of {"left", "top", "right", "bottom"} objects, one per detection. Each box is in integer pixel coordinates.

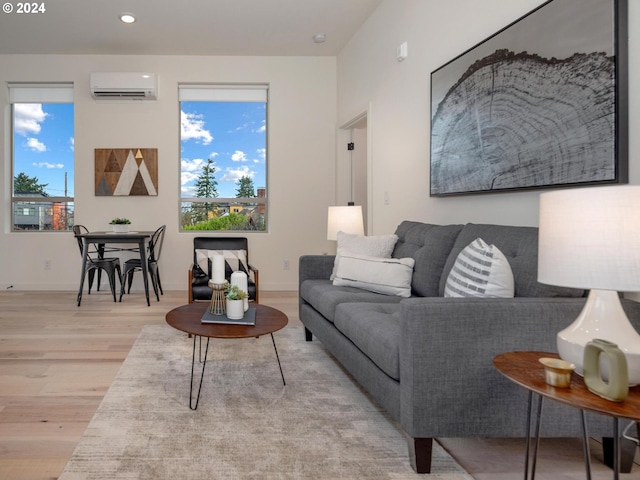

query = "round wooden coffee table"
[{"left": 166, "top": 302, "right": 288, "bottom": 409}]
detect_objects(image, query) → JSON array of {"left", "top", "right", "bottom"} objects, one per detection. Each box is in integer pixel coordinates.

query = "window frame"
[
  {"left": 9, "top": 83, "right": 74, "bottom": 232},
  {"left": 178, "top": 83, "right": 268, "bottom": 233}
]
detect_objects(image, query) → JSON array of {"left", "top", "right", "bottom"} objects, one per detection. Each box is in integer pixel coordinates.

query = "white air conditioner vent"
[{"left": 90, "top": 72, "right": 157, "bottom": 100}]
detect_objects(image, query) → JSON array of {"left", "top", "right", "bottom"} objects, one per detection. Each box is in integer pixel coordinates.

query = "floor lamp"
[{"left": 538, "top": 186, "right": 640, "bottom": 385}]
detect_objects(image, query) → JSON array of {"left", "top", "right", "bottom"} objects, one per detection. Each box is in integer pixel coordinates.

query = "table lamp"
[
  {"left": 538, "top": 185, "right": 640, "bottom": 385},
  {"left": 327, "top": 205, "right": 364, "bottom": 240}
]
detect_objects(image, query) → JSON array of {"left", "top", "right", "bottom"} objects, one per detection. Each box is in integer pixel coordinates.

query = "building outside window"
[
  {"left": 179, "top": 84, "right": 267, "bottom": 231},
  {"left": 10, "top": 83, "right": 74, "bottom": 231}
]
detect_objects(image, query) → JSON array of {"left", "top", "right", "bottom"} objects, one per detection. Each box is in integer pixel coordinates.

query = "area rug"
[{"left": 60, "top": 324, "right": 473, "bottom": 479}]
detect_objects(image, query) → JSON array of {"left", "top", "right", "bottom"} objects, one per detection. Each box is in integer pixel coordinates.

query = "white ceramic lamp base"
[{"left": 557, "top": 289, "right": 640, "bottom": 385}]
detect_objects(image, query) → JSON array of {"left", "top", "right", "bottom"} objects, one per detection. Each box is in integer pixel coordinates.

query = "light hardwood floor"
[{"left": 0, "top": 290, "right": 637, "bottom": 479}]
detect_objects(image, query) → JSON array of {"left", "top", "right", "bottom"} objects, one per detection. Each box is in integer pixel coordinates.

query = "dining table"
[{"left": 75, "top": 230, "right": 154, "bottom": 306}]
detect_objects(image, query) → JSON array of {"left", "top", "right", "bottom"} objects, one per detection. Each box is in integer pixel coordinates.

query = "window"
[
  {"left": 10, "top": 83, "right": 74, "bottom": 231},
  {"left": 179, "top": 84, "right": 267, "bottom": 231}
]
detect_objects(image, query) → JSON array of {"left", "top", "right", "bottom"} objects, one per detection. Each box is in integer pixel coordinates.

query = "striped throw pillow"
[{"left": 444, "top": 238, "right": 514, "bottom": 298}]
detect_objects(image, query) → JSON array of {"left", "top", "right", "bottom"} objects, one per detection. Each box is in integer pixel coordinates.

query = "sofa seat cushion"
[
  {"left": 334, "top": 303, "right": 401, "bottom": 380},
  {"left": 300, "top": 280, "right": 402, "bottom": 323}
]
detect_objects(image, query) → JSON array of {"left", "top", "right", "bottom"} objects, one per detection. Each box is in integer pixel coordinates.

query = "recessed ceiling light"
[
  {"left": 313, "top": 33, "right": 327, "bottom": 44},
  {"left": 120, "top": 13, "right": 136, "bottom": 24}
]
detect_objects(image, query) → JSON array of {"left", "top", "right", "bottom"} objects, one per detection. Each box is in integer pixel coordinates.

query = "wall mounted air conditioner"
[{"left": 90, "top": 72, "right": 158, "bottom": 100}]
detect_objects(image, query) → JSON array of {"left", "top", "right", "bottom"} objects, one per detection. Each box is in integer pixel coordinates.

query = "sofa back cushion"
[
  {"left": 439, "top": 223, "right": 585, "bottom": 298},
  {"left": 392, "top": 221, "right": 464, "bottom": 297}
]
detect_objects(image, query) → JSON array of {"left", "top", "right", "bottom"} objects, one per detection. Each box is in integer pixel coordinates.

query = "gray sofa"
[{"left": 298, "top": 221, "right": 640, "bottom": 473}]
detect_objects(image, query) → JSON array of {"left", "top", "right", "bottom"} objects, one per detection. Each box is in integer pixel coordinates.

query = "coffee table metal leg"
[
  {"left": 198, "top": 336, "right": 206, "bottom": 363},
  {"left": 271, "top": 333, "right": 286, "bottom": 386},
  {"left": 190, "top": 335, "right": 210, "bottom": 410}
]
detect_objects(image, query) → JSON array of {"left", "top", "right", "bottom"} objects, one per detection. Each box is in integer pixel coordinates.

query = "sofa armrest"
[
  {"left": 398, "top": 296, "right": 640, "bottom": 438},
  {"left": 299, "top": 255, "right": 335, "bottom": 286}
]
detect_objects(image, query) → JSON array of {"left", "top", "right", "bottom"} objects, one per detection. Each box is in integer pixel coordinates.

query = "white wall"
[
  {"left": 337, "top": 0, "right": 640, "bottom": 235},
  {"left": 0, "top": 55, "right": 337, "bottom": 291}
]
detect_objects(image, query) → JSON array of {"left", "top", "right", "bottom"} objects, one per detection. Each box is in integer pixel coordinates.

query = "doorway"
[{"left": 338, "top": 106, "right": 371, "bottom": 234}]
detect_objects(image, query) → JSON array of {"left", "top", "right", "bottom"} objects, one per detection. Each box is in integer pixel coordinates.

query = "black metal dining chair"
[
  {"left": 119, "top": 225, "right": 166, "bottom": 302},
  {"left": 73, "top": 225, "right": 122, "bottom": 303}
]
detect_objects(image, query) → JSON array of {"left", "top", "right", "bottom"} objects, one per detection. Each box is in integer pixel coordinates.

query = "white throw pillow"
[
  {"left": 444, "top": 238, "right": 514, "bottom": 298},
  {"left": 333, "top": 252, "right": 415, "bottom": 297},
  {"left": 331, "top": 231, "right": 399, "bottom": 280}
]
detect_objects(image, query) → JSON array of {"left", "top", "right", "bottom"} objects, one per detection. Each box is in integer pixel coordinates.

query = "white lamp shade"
[
  {"left": 538, "top": 185, "right": 640, "bottom": 292},
  {"left": 327, "top": 205, "right": 364, "bottom": 240}
]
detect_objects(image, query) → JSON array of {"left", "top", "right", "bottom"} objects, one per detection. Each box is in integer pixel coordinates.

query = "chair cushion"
[
  {"left": 195, "top": 249, "right": 249, "bottom": 277},
  {"left": 192, "top": 279, "right": 257, "bottom": 301}
]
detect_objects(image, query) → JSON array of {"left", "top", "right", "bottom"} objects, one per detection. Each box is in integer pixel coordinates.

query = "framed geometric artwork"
[
  {"left": 430, "top": 0, "right": 628, "bottom": 196},
  {"left": 95, "top": 148, "right": 158, "bottom": 196}
]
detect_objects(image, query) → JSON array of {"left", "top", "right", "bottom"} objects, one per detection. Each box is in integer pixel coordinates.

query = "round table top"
[
  {"left": 166, "top": 302, "right": 288, "bottom": 339},
  {"left": 494, "top": 351, "right": 640, "bottom": 422}
]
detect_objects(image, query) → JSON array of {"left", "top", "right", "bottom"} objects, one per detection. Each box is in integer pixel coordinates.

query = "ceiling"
[{"left": 0, "top": 0, "right": 382, "bottom": 56}]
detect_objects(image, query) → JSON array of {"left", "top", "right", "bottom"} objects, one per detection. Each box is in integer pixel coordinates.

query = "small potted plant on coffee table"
[
  {"left": 109, "top": 217, "right": 131, "bottom": 233},
  {"left": 226, "top": 284, "right": 248, "bottom": 320}
]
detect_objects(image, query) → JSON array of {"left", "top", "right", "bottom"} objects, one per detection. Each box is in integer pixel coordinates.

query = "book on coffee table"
[{"left": 201, "top": 307, "right": 256, "bottom": 326}]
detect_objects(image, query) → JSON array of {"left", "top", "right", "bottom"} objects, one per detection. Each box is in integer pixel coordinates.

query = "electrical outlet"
[
  {"left": 283, "top": 260, "right": 290, "bottom": 271},
  {"left": 44, "top": 260, "right": 51, "bottom": 270}
]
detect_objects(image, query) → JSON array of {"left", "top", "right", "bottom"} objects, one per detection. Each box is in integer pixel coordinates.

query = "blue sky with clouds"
[
  {"left": 13, "top": 103, "right": 74, "bottom": 197},
  {"left": 180, "top": 101, "right": 266, "bottom": 198}
]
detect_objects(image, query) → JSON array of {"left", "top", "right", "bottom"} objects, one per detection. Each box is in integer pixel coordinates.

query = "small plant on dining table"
[
  {"left": 109, "top": 217, "right": 131, "bottom": 225},
  {"left": 226, "top": 284, "right": 248, "bottom": 300}
]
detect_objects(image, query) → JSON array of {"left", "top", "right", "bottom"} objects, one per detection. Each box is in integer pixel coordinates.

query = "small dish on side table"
[{"left": 539, "top": 357, "right": 575, "bottom": 388}]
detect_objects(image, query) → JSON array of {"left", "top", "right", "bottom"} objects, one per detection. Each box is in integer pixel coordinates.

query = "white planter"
[
  {"left": 111, "top": 224, "right": 129, "bottom": 233},
  {"left": 226, "top": 299, "right": 245, "bottom": 320}
]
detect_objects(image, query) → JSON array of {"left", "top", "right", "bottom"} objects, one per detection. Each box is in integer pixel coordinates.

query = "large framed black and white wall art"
[{"left": 429, "top": 0, "right": 627, "bottom": 196}]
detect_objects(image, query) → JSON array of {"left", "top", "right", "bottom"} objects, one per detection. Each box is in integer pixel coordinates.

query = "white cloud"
[
  {"left": 33, "top": 162, "right": 63, "bottom": 169},
  {"left": 231, "top": 150, "right": 247, "bottom": 162},
  {"left": 26, "top": 137, "right": 47, "bottom": 152},
  {"left": 256, "top": 148, "right": 266, "bottom": 161},
  {"left": 221, "top": 165, "right": 254, "bottom": 183},
  {"left": 256, "top": 120, "right": 266, "bottom": 133},
  {"left": 181, "top": 157, "right": 219, "bottom": 187},
  {"left": 181, "top": 110, "right": 213, "bottom": 145},
  {"left": 181, "top": 185, "right": 196, "bottom": 196},
  {"left": 181, "top": 157, "right": 206, "bottom": 173},
  {"left": 14, "top": 104, "right": 48, "bottom": 136},
  {"left": 70, "top": 137, "right": 75, "bottom": 151}
]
